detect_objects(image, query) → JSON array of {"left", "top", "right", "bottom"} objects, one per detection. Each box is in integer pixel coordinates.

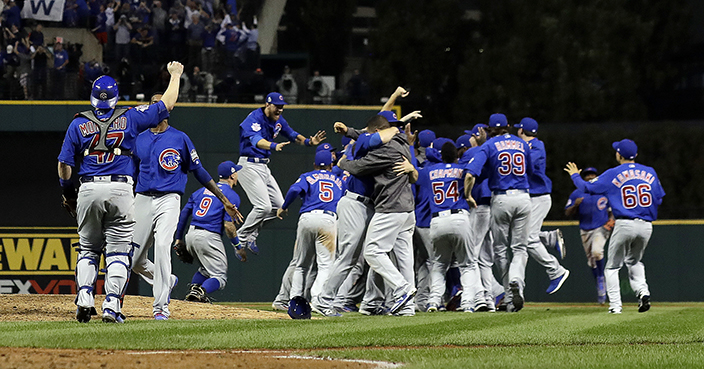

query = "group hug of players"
[{"left": 59, "top": 67, "right": 664, "bottom": 322}]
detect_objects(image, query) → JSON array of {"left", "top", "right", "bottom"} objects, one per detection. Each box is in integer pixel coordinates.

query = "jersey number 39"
[{"left": 497, "top": 152, "right": 525, "bottom": 176}]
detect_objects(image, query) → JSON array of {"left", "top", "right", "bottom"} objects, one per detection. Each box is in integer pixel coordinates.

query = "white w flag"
[{"left": 21, "top": 0, "right": 66, "bottom": 22}]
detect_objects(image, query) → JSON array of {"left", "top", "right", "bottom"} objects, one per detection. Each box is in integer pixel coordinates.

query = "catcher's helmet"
[
  {"left": 288, "top": 296, "right": 311, "bottom": 319},
  {"left": 90, "top": 75, "right": 119, "bottom": 110}
]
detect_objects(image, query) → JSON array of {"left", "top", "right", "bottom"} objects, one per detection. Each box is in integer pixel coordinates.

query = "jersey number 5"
[
  {"left": 497, "top": 152, "right": 525, "bottom": 176},
  {"left": 319, "top": 181, "right": 334, "bottom": 202},
  {"left": 195, "top": 197, "right": 213, "bottom": 216},
  {"left": 621, "top": 184, "right": 652, "bottom": 209},
  {"left": 432, "top": 181, "right": 460, "bottom": 205}
]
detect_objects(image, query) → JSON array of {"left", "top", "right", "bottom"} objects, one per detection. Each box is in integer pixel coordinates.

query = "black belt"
[
  {"left": 432, "top": 209, "right": 465, "bottom": 218},
  {"left": 615, "top": 216, "right": 650, "bottom": 222},
  {"left": 305, "top": 210, "right": 337, "bottom": 218},
  {"left": 530, "top": 193, "right": 548, "bottom": 198},
  {"left": 493, "top": 189, "right": 528, "bottom": 195},
  {"left": 246, "top": 157, "right": 270, "bottom": 164},
  {"left": 79, "top": 175, "right": 130, "bottom": 183},
  {"left": 194, "top": 225, "right": 207, "bottom": 230},
  {"left": 345, "top": 190, "right": 372, "bottom": 205},
  {"left": 139, "top": 191, "right": 170, "bottom": 197}
]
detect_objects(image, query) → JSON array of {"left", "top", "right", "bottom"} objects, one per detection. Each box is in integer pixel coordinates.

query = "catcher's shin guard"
[
  {"left": 102, "top": 248, "right": 132, "bottom": 313},
  {"left": 75, "top": 244, "right": 100, "bottom": 308}
]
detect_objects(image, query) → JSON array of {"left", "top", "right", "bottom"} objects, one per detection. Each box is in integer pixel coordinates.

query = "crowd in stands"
[{"left": 0, "top": 0, "right": 371, "bottom": 104}]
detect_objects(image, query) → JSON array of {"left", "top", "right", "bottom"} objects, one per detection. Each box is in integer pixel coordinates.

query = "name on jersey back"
[
  {"left": 493, "top": 139, "right": 525, "bottom": 152},
  {"left": 306, "top": 172, "right": 343, "bottom": 189},
  {"left": 610, "top": 168, "right": 655, "bottom": 188},
  {"left": 78, "top": 117, "right": 127, "bottom": 137},
  {"left": 429, "top": 167, "right": 463, "bottom": 180}
]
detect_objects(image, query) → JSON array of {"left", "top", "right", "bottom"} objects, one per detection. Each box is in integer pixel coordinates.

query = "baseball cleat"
[
  {"left": 609, "top": 307, "right": 622, "bottom": 314},
  {"left": 321, "top": 308, "right": 342, "bottom": 317},
  {"left": 76, "top": 306, "right": 92, "bottom": 323},
  {"left": 495, "top": 292, "right": 506, "bottom": 309},
  {"left": 102, "top": 309, "right": 124, "bottom": 323},
  {"left": 546, "top": 269, "right": 570, "bottom": 294},
  {"left": 445, "top": 289, "right": 463, "bottom": 311},
  {"left": 389, "top": 288, "right": 417, "bottom": 315},
  {"left": 509, "top": 281, "right": 523, "bottom": 312},
  {"left": 154, "top": 313, "right": 168, "bottom": 320},
  {"left": 360, "top": 306, "right": 389, "bottom": 316},
  {"left": 246, "top": 240, "right": 259, "bottom": 255},
  {"left": 272, "top": 301, "right": 289, "bottom": 311},
  {"left": 340, "top": 305, "right": 359, "bottom": 313},
  {"left": 473, "top": 303, "right": 490, "bottom": 313},
  {"left": 555, "top": 229, "right": 566, "bottom": 259},
  {"left": 426, "top": 303, "right": 439, "bottom": 313},
  {"left": 638, "top": 295, "right": 651, "bottom": 313}
]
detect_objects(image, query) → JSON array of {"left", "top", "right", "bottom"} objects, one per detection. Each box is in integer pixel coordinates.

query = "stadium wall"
[{"left": 0, "top": 102, "right": 701, "bottom": 303}]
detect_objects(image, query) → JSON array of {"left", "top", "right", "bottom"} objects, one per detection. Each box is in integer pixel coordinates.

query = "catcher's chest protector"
[{"left": 78, "top": 108, "right": 129, "bottom": 155}]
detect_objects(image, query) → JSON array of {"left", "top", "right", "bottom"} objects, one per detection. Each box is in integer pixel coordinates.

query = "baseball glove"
[
  {"left": 173, "top": 240, "right": 194, "bottom": 264},
  {"left": 603, "top": 218, "right": 615, "bottom": 232},
  {"left": 61, "top": 182, "right": 78, "bottom": 218}
]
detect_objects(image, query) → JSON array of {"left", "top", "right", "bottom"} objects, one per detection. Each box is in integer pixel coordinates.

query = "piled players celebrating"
[{"left": 59, "top": 79, "right": 664, "bottom": 322}]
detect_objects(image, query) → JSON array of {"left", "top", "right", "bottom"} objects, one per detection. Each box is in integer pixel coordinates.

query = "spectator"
[
  {"left": 222, "top": 22, "right": 240, "bottom": 71},
  {"left": 307, "top": 70, "right": 331, "bottom": 104},
  {"left": 200, "top": 22, "right": 219, "bottom": 73},
  {"left": 131, "top": 26, "right": 154, "bottom": 66},
  {"left": 83, "top": 59, "right": 103, "bottom": 96},
  {"left": 1, "top": 45, "right": 19, "bottom": 78},
  {"left": 241, "top": 17, "right": 258, "bottom": 69},
  {"left": 76, "top": 0, "right": 91, "bottom": 27},
  {"left": 276, "top": 65, "right": 298, "bottom": 103},
  {"left": 113, "top": 14, "right": 132, "bottom": 63},
  {"left": 52, "top": 42, "right": 69, "bottom": 99},
  {"left": 186, "top": 14, "right": 204, "bottom": 68},
  {"left": 2, "top": 1, "right": 21, "bottom": 30},
  {"left": 88, "top": 0, "right": 102, "bottom": 26},
  {"left": 184, "top": 0, "right": 197, "bottom": 28},
  {"left": 29, "top": 24, "right": 45, "bottom": 47},
  {"left": 15, "top": 35, "right": 32, "bottom": 100},
  {"left": 166, "top": 12, "right": 185, "bottom": 62},
  {"left": 63, "top": 0, "right": 80, "bottom": 28},
  {"left": 346, "top": 69, "right": 368, "bottom": 105},
  {"left": 188, "top": 65, "right": 213, "bottom": 100},
  {"left": 31, "top": 45, "right": 51, "bottom": 99},
  {"left": 152, "top": 0, "right": 168, "bottom": 57},
  {"left": 134, "top": 0, "right": 151, "bottom": 28},
  {"left": 92, "top": 4, "right": 108, "bottom": 45},
  {"left": 4, "top": 24, "right": 20, "bottom": 46}
]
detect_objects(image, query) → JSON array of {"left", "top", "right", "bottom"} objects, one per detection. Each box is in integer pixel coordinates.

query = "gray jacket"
[{"left": 338, "top": 133, "right": 414, "bottom": 213}]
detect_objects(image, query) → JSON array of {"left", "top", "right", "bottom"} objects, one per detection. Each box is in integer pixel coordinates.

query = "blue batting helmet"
[
  {"left": 91, "top": 75, "right": 119, "bottom": 109},
  {"left": 288, "top": 296, "right": 312, "bottom": 319}
]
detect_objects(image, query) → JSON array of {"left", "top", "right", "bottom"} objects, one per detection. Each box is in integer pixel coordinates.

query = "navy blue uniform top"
[
  {"left": 459, "top": 146, "right": 492, "bottom": 205},
  {"left": 570, "top": 162, "right": 665, "bottom": 222},
  {"left": 345, "top": 132, "right": 376, "bottom": 197},
  {"left": 465, "top": 134, "right": 532, "bottom": 192},
  {"left": 133, "top": 126, "right": 206, "bottom": 195},
  {"left": 239, "top": 108, "right": 299, "bottom": 158},
  {"left": 416, "top": 162, "right": 470, "bottom": 214},
  {"left": 525, "top": 138, "right": 552, "bottom": 195},
  {"left": 413, "top": 150, "right": 440, "bottom": 228},
  {"left": 175, "top": 182, "right": 241, "bottom": 239},
  {"left": 566, "top": 189, "right": 610, "bottom": 231},
  {"left": 58, "top": 102, "right": 170, "bottom": 176},
  {"left": 282, "top": 169, "right": 344, "bottom": 214}
]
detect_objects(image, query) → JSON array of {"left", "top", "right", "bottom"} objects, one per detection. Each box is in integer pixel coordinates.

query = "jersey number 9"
[
  {"left": 196, "top": 197, "right": 213, "bottom": 216},
  {"left": 497, "top": 152, "right": 525, "bottom": 176}
]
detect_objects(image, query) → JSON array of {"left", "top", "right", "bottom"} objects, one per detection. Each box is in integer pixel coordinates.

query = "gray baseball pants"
[
  {"left": 236, "top": 158, "right": 284, "bottom": 243},
  {"left": 491, "top": 192, "right": 531, "bottom": 299},
  {"left": 75, "top": 178, "right": 135, "bottom": 314},
  {"left": 605, "top": 219, "right": 652, "bottom": 311},
  {"left": 527, "top": 195, "right": 568, "bottom": 280},
  {"left": 413, "top": 226, "right": 433, "bottom": 311},
  {"left": 185, "top": 226, "right": 229, "bottom": 289},
  {"left": 289, "top": 212, "right": 336, "bottom": 299},
  {"left": 468, "top": 204, "right": 502, "bottom": 308},
  {"left": 132, "top": 193, "right": 180, "bottom": 318},
  {"left": 581, "top": 227, "right": 610, "bottom": 268}
]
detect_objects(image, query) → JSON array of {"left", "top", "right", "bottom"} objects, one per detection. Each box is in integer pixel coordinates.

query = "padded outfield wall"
[{"left": 0, "top": 102, "right": 702, "bottom": 303}]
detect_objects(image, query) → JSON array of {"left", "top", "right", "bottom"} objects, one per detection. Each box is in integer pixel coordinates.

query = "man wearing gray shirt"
[{"left": 337, "top": 114, "right": 418, "bottom": 315}]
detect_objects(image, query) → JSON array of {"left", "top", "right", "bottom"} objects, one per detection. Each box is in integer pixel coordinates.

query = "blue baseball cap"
[
  {"left": 455, "top": 134, "right": 472, "bottom": 149},
  {"left": 488, "top": 113, "right": 508, "bottom": 127},
  {"left": 314, "top": 150, "right": 333, "bottom": 166},
  {"left": 377, "top": 110, "right": 400, "bottom": 123},
  {"left": 266, "top": 92, "right": 288, "bottom": 105},
  {"left": 218, "top": 161, "right": 242, "bottom": 178},
  {"left": 514, "top": 117, "right": 538, "bottom": 133},
  {"left": 464, "top": 123, "right": 489, "bottom": 136},
  {"left": 316, "top": 142, "right": 335, "bottom": 152},
  {"left": 612, "top": 139, "right": 638, "bottom": 160},
  {"left": 341, "top": 135, "right": 352, "bottom": 147},
  {"left": 581, "top": 167, "right": 598, "bottom": 178},
  {"left": 431, "top": 137, "right": 454, "bottom": 149},
  {"left": 418, "top": 129, "right": 436, "bottom": 148}
]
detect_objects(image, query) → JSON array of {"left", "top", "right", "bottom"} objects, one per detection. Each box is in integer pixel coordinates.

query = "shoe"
[
  {"left": 360, "top": 306, "right": 389, "bottom": 316},
  {"left": 340, "top": 305, "right": 359, "bottom": 313},
  {"left": 473, "top": 303, "right": 490, "bottom": 312},
  {"left": 426, "top": 303, "right": 439, "bottom": 313},
  {"left": 495, "top": 292, "right": 506, "bottom": 309},
  {"left": 596, "top": 276, "right": 606, "bottom": 305},
  {"left": 321, "top": 308, "right": 342, "bottom": 317},
  {"left": 154, "top": 313, "right": 168, "bottom": 320},
  {"left": 246, "top": 239, "right": 259, "bottom": 255},
  {"left": 509, "top": 281, "right": 523, "bottom": 312},
  {"left": 76, "top": 306, "right": 92, "bottom": 323},
  {"left": 546, "top": 270, "right": 570, "bottom": 294},
  {"left": 445, "top": 289, "right": 463, "bottom": 311},
  {"left": 638, "top": 295, "right": 651, "bottom": 313},
  {"left": 168, "top": 275, "right": 178, "bottom": 303},
  {"left": 102, "top": 309, "right": 124, "bottom": 323},
  {"left": 272, "top": 301, "right": 289, "bottom": 311},
  {"left": 609, "top": 307, "right": 622, "bottom": 314},
  {"left": 555, "top": 229, "right": 566, "bottom": 259},
  {"left": 389, "top": 288, "right": 417, "bottom": 315}
]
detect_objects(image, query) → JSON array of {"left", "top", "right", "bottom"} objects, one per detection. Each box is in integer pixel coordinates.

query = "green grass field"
[{"left": 3, "top": 303, "right": 704, "bottom": 368}]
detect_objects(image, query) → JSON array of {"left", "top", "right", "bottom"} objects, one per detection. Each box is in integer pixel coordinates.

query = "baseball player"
[
  {"left": 464, "top": 113, "right": 533, "bottom": 312},
  {"left": 514, "top": 118, "right": 570, "bottom": 294},
  {"left": 236, "top": 92, "right": 326, "bottom": 254},
  {"left": 416, "top": 129, "right": 436, "bottom": 165},
  {"left": 564, "top": 167, "right": 613, "bottom": 304},
  {"left": 276, "top": 150, "right": 344, "bottom": 308},
  {"left": 58, "top": 62, "right": 183, "bottom": 323},
  {"left": 174, "top": 161, "right": 246, "bottom": 304},
  {"left": 338, "top": 114, "right": 418, "bottom": 316},
  {"left": 130, "top": 93, "right": 242, "bottom": 320},
  {"left": 565, "top": 139, "right": 664, "bottom": 313},
  {"left": 417, "top": 141, "right": 485, "bottom": 312}
]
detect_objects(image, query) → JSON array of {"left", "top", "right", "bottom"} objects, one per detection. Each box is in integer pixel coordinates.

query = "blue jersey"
[
  {"left": 570, "top": 163, "right": 665, "bottom": 221},
  {"left": 58, "top": 102, "right": 170, "bottom": 176},
  {"left": 133, "top": 126, "right": 204, "bottom": 195},
  {"left": 331, "top": 165, "right": 348, "bottom": 192},
  {"left": 239, "top": 108, "right": 299, "bottom": 158},
  {"left": 566, "top": 189, "right": 609, "bottom": 230},
  {"left": 345, "top": 132, "right": 376, "bottom": 197},
  {"left": 459, "top": 146, "right": 492, "bottom": 205},
  {"left": 416, "top": 162, "right": 470, "bottom": 214},
  {"left": 175, "top": 182, "right": 241, "bottom": 239},
  {"left": 282, "top": 169, "right": 344, "bottom": 213},
  {"left": 414, "top": 147, "right": 441, "bottom": 227},
  {"left": 465, "top": 134, "right": 532, "bottom": 192},
  {"left": 525, "top": 138, "right": 552, "bottom": 195}
]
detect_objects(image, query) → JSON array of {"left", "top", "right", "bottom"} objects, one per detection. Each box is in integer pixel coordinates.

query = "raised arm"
[
  {"left": 381, "top": 86, "right": 409, "bottom": 112},
  {"left": 159, "top": 61, "right": 184, "bottom": 111}
]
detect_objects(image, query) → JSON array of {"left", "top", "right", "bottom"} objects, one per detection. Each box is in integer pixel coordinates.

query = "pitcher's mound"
[{"left": 0, "top": 294, "right": 289, "bottom": 321}]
